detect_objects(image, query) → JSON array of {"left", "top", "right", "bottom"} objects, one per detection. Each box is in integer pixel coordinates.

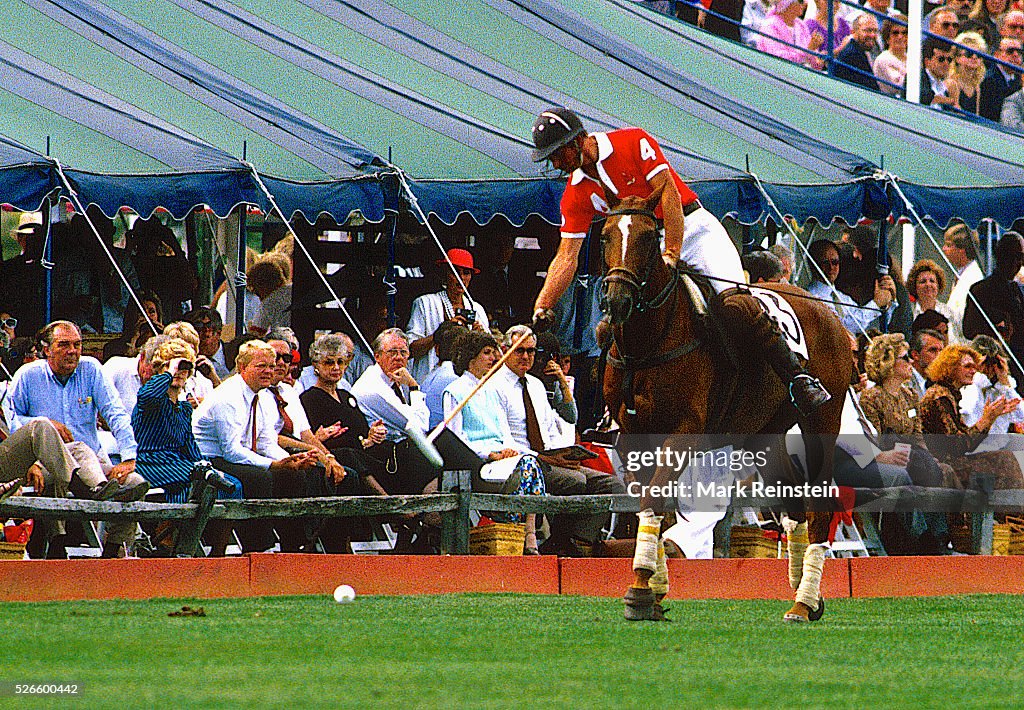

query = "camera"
[
  {"left": 176, "top": 360, "right": 194, "bottom": 374},
  {"left": 454, "top": 308, "right": 476, "bottom": 324}
]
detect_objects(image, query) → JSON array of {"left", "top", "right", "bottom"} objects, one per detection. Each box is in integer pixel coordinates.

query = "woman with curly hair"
[
  {"left": 860, "top": 334, "right": 956, "bottom": 487},
  {"left": 860, "top": 335, "right": 923, "bottom": 445},
  {"left": 857, "top": 334, "right": 953, "bottom": 550},
  {"left": 132, "top": 338, "right": 242, "bottom": 556},
  {"left": 920, "top": 344, "right": 1023, "bottom": 488},
  {"left": 906, "top": 258, "right": 954, "bottom": 323}
]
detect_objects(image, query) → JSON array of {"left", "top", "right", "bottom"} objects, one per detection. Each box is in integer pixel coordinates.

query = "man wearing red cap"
[{"left": 407, "top": 248, "right": 489, "bottom": 383}]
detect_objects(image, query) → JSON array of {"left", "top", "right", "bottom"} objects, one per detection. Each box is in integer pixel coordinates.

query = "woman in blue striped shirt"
[{"left": 132, "top": 338, "right": 242, "bottom": 555}]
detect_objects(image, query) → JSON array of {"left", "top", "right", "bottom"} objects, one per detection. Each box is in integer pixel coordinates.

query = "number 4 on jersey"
[{"left": 639, "top": 138, "right": 657, "bottom": 162}]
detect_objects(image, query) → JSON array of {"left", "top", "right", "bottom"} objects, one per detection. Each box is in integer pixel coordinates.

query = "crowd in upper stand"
[{"left": 645, "top": 0, "right": 1024, "bottom": 123}]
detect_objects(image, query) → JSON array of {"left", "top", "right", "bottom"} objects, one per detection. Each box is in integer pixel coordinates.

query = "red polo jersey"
[{"left": 559, "top": 128, "right": 698, "bottom": 238}]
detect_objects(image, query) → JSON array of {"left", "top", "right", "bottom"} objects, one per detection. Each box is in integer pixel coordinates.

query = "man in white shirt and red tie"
[
  {"left": 192, "top": 340, "right": 317, "bottom": 551},
  {"left": 494, "top": 325, "right": 626, "bottom": 556}
]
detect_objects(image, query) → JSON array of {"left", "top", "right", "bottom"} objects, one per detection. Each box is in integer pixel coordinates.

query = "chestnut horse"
[{"left": 599, "top": 189, "right": 851, "bottom": 623}]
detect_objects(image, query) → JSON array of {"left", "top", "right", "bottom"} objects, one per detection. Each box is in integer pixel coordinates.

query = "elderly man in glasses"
[{"left": 494, "top": 325, "right": 626, "bottom": 557}]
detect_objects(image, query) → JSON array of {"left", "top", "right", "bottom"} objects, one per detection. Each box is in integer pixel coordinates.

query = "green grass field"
[{"left": 5, "top": 593, "right": 1024, "bottom": 708}]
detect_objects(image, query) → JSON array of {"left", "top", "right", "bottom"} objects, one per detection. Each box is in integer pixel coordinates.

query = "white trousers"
[{"left": 677, "top": 208, "right": 745, "bottom": 295}]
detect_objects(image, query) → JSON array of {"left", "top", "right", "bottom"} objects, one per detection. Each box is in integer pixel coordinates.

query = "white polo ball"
[{"left": 333, "top": 584, "right": 356, "bottom": 603}]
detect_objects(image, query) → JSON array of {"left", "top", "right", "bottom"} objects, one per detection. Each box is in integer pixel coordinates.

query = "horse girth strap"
[{"left": 607, "top": 337, "right": 702, "bottom": 416}]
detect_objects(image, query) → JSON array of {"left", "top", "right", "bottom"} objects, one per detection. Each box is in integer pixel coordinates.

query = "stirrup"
[{"left": 789, "top": 374, "right": 831, "bottom": 417}]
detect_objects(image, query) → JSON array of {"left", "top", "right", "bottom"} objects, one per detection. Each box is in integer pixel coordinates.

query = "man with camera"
[
  {"left": 407, "top": 248, "right": 489, "bottom": 383},
  {"left": 963, "top": 232, "right": 1024, "bottom": 384}
]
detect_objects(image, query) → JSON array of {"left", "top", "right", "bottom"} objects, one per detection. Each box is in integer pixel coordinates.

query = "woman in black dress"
[{"left": 299, "top": 333, "right": 389, "bottom": 496}]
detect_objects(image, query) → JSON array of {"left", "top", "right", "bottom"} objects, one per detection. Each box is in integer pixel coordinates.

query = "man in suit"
[
  {"left": 963, "top": 232, "right": 1024, "bottom": 384},
  {"left": 920, "top": 37, "right": 956, "bottom": 108},
  {"left": 834, "top": 15, "right": 882, "bottom": 91},
  {"left": 980, "top": 37, "right": 1023, "bottom": 121}
]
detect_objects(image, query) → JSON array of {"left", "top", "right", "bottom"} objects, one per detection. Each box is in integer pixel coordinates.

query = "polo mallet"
[{"left": 403, "top": 329, "right": 535, "bottom": 469}]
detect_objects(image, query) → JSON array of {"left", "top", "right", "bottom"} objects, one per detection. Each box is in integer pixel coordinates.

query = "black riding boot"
[{"left": 754, "top": 312, "right": 831, "bottom": 417}]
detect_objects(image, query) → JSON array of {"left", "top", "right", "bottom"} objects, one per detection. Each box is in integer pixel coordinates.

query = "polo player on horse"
[{"left": 529, "top": 107, "right": 831, "bottom": 418}]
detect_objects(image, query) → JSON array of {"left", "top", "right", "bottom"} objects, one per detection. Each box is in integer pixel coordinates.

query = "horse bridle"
[
  {"left": 601, "top": 207, "right": 679, "bottom": 317},
  {"left": 599, "top": 206, "right": 704, "bottom": 416}
]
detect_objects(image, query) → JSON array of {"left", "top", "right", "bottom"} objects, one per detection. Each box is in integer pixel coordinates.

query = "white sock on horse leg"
[
  {"left": 782, "top": 517, "right": 808, "bottom": 591},
  {"left": 649, "top": 537, "right": 669, "bottom": 597},
  {"left": 633, "top": 509, "right": 663, "bottom": 575},
  {"left": 794, "top": 543, "right": 828, "bottom": 609}
]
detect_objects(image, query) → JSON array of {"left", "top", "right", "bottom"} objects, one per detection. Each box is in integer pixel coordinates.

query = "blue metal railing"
[{"left": 654, "top": 0, "right": 1021, "bottom": 109}]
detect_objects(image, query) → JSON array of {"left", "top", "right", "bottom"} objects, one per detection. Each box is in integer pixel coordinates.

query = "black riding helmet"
[{"left": 531, "top": 107, "right": 585, "bottom": 162}]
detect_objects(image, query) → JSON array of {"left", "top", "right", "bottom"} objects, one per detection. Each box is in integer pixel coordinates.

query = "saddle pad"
[
  {"left": 748, "top": 286, "right": 809, "bottom": 360},
  {"left": 681, "top": 273, "right": 708, "bottom": 315}
]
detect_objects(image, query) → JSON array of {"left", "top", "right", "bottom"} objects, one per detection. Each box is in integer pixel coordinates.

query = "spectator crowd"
[{"left": 2, "top": 202, "right": 1023, "bottom": 560}]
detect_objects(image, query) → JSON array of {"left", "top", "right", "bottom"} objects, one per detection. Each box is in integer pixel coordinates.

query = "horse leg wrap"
[
  {"left": 632, "top": 509, "right": 663, "bottom": 577},
  {"left": 783, "top": 517, "right": 808, "bottom": 592},
  {"left": 794, "top": 543, "right": 828, "bottom": 609},
  {"left": 649, "top": 537, "right": 669, "bottom": 598}
]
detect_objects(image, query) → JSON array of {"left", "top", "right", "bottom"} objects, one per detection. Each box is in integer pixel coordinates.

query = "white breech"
[{"left": 677, "top": 208, "right": 745, "bottom": 295}]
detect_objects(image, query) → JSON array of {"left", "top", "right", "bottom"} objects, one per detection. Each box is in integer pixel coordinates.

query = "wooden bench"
[{"left": 2, "top": 471, "right": 1020, "bottom": 558}]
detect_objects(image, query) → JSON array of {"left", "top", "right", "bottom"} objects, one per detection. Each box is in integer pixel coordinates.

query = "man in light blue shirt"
[
  {"left": 804, "top": 239, "right": 895, "bottom": 335},
  {"left": 5, "top": 320, "right": 149, "bottom": 556},
  {"left": 7, "top": 322, "right": 138, "bottom": 464}
]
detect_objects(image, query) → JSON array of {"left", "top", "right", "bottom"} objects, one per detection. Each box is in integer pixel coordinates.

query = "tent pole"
[
  {"left": 244, "top": 164, "right": 374, "bottom": 354},
  {"left": 234, "top": 204, "right": 247, "bottom": 337},
  {"left": 42, "top": 195, "right": 53, "bottom": 324},
  {"left": 50, "top": 159, "right": 158, "bottom": 337},
  {"left": 876, "top": 208, "right": 891, "bottom": 334},
  {"left": 387, "top": 211, "right": 398, "bottom": 328}
]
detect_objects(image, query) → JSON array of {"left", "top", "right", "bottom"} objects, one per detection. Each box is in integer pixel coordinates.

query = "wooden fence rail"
[{"left": 2, "top": 470, "right": 1023, "bottom": 557}]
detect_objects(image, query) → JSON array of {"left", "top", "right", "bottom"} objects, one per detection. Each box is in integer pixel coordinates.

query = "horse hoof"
[
  {"left": 623, "top": 587, "right": 658, "bottom": 621},
  {"left": 808, "top": 597, "right": 825, "bottom": 622},
  {"left": 782, "top": 601, "right": 811, "bottom": 623},
  {"left": 651, "top": 603, "right": 672, "bottom": 622}
]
